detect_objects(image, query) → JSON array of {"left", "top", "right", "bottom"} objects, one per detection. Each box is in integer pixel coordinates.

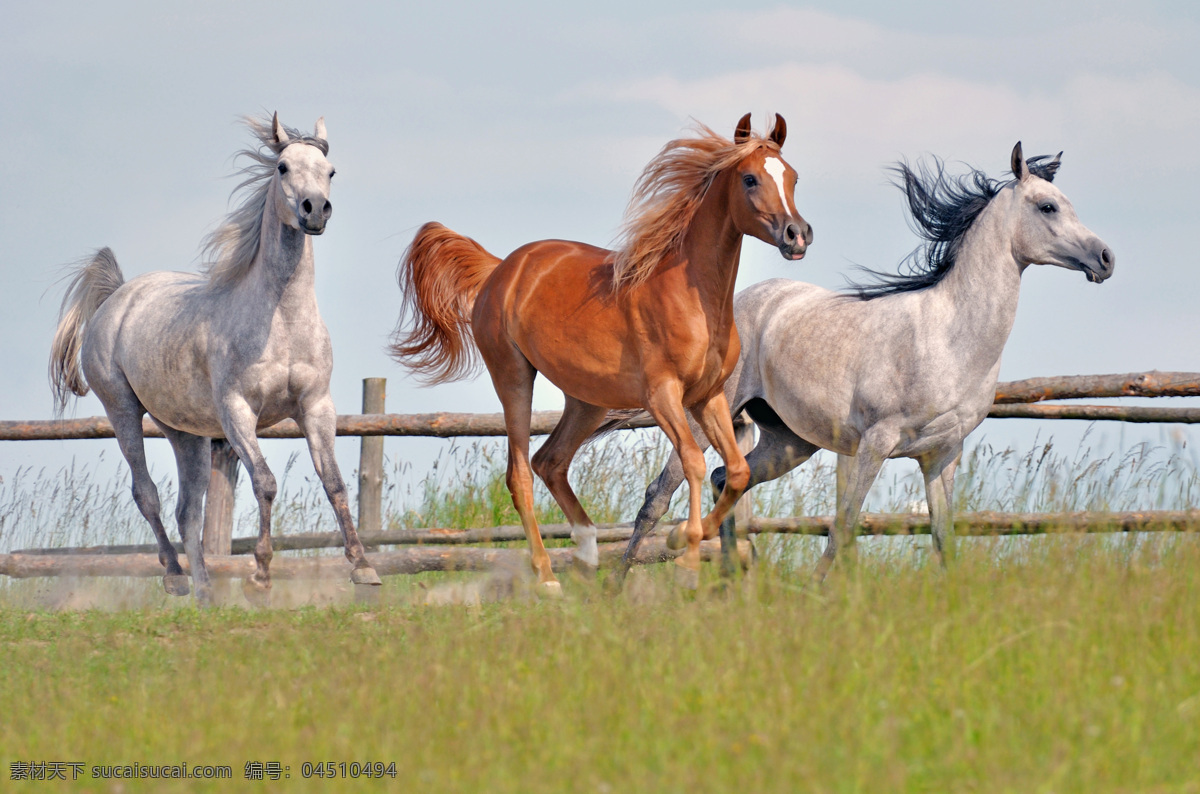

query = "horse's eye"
[
  {"left": 329, "top": 169, "right": 336, "bottom": 179},
  {"left": 742, "top": 174, "right": 758, "bottom": 189},
  {"left": 277, "top": 163, "right": 289, "bottom": 175},
  {"left": 1039, "top": 202, "right": 1057, "bottom": 214}
]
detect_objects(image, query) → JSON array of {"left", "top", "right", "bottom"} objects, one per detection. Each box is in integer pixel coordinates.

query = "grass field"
[
  {"left": 3, "top": 540, "right": 1199, "bottom": 792},
  {"left": 2, "top": 432, "right": 1200, "bottom": 791}
]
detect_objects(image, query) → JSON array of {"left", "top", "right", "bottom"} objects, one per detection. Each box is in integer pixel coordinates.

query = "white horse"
[
  {"left": 50, "top": 114, "right": 381, "bottom": 604},
  {"left": 615, "top": 142, "right": 1114, "bottom": 582}
]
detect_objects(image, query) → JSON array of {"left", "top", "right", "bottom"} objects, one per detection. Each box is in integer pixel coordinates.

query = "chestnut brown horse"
[{"left": 390, "top": 114, "right": 812, "bottom": 593}]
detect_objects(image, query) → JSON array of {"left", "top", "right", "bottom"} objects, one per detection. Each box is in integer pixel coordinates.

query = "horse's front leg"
[
  {"left": 219, "top": 400, "right": 277, "bottom": 605},
  {"left": 645, "top": 382, "right": 711, "bottom": 589},
  {"left": 297, "top": 397, "right": 382, "bottom": 587},
  {"left": 814, "top": 438, "right": 892, "bottom": 584},
  {"left": 690, "top": 391, "right": 750, "bottom": 541},
  {"left": 920, "top": 446, "right": 963, "bottom": 568}
]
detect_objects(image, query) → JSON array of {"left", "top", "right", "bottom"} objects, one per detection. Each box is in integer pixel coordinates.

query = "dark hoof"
[
  {"left": 571, "top": 555, "right": 599, "bottom": 580},
  {"left": 351, "top": 566, "right": 383, "bottom": 586},
  {"left": 242, "top": 577, "right": 272, "bottom": 608},
  {"left": 194, "top": 586, "right": 216, "bottom": 608},
  {"left": 602, "top": 567, "right": 629, "bottom": 597},
  {"left": 163, "top": 574, "right": 190, "bottom": 597}
]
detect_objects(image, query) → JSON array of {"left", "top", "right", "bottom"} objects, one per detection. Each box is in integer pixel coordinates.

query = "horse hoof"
[
  {"left": 537, "top": 580, "right": 563, "bottom": 599},
  {"left": 163, "top": 574, "right": 190, "bottom": 597},
  {"left": 571, "top": 555, "right": 599, "bottom": 579},
  {"left": 666, "top": 523, "right": 688, "bottom": 551},
  {"left": 351, "top": 567, "right": 383, "bottom": 586},
  {"left": 242, "top": 577, "right": 272, "bottom": 608},
  {"left": 673, "top": 560, "right": 700, "bottom": 591},
  {"left": 194, "top": 586, "right": 216, "bottom": 608},
  {"left": 602, "top": 568, "right": 628, "bottom": 596},
  {"left": 354, "top": 583, "right": 382, "bottom": 605}
]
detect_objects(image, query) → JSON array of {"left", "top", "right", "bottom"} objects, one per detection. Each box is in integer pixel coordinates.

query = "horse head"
[
  {"left": 728, "top": 113, "right": 812, "bottom": 261},
  {"left": 1008, "top": 142, "right": 1113, "bottom": 283},
  {"left": 270, "top": 113, "right": 335, "bottom": 235}
]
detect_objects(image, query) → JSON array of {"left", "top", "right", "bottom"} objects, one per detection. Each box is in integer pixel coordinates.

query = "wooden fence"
[{"left": 2, "top": 370, "right": 1199, "bottom": 581}]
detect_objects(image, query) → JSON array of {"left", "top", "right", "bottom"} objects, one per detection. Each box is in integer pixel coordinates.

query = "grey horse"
[
  {"left": 49, "top": 113, "right": 381, "bottom": 605},
  {"left": 615, "top": 142, "right": 1114, "bottom": 583}
]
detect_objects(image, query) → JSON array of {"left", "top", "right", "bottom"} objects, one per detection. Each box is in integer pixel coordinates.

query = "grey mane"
[
  {"left": 201, "top": 116, "right": 330, "bottom": 288},
  {"left": 847, "top": 154, "right": 1060, "bottom": 300}
]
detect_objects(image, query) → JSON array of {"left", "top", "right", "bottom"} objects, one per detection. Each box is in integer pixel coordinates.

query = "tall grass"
[
  {"left": 2, "top": 540, "right": 1198, "bottom": 791},
  {"left": 4, "top": 428, "right": 1200, "bottom": 555}
]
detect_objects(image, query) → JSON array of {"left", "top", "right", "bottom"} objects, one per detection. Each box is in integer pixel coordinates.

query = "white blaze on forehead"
[{"left": 763, "top": 157, "right": 792, "bottom": 212}]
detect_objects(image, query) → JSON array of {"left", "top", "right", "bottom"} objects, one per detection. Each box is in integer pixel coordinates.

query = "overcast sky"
[{"left": 3, "top": 1, "right": 1199, "bottom": 511}]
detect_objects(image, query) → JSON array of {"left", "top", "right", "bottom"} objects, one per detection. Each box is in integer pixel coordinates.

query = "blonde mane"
[
  {"left": 610, "top": 124, "right": 779, "bottom": 292},
  {"left": 200, "top": 116, "right": 329, "bottom": 288}
]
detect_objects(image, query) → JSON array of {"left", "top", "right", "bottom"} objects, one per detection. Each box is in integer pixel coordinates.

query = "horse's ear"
[
  {"left": 314, "top": 117, "right": 327, "bottom": 142},
  {"left": 272, "top": 112, "right": 290, "bottom": 147},
  {"left": 1042, "top": 151, "right": 1063, "bottom": 182},
  {"left": 1010, "top": 141, "right": 1028, "bottom": 181},
  {"left": 769, "top": 113, "right": 787, "bottom": 147},
  {"left": 734, "top": 113, "right": 752, "bottom": 143}
]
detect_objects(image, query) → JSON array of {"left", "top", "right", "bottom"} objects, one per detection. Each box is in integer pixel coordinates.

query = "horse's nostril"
[
  {"left": 322, "top": 200, "right": 332, "bottom": 219},
  {"left": 302, "top": 199, "right": 313, "bottom": 214},
  {"left": 1101, "top": 248, "right": 1111, "bottom": 266}
]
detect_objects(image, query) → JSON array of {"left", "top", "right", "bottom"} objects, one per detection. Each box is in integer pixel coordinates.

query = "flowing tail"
[
  {"left": 388, "top": 222, "right": 502, "bottom": 384},
  {"left": 49, "top": 247, "right": 125, "bottom": 414}
]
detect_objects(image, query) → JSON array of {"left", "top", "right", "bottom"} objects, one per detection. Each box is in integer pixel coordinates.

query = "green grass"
[
  {"left": 3, "top": 431, "right": 1200, "bottom": 790},
  {"left": 2, "top": 540, "right": 1199, "bottom": 792}
]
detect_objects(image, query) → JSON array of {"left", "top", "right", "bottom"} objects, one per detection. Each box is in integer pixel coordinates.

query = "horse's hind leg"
[
  {"left": 489, "top": 356, "right": 561, "bottom": 594},
  {"left": 709, "top": 410, "right": 821, "bottom": 572},
  {"left": 297, "top": 397, "right": 381, "bottom": 587},
  {"left": 158, "top": 424, "right": 214, "bottom": 605},
  {"left": 101, "top": 398, "right": 188, "bottom": 596},
  {"left": 531, "top": 397, "right": 609, "bottom": 576},
  {"left": 612, "top": 450, "right": 688, "bottom": 591}
]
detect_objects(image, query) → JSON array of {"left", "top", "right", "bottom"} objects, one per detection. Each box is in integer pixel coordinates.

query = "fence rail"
[
  {"left": 3, "top": 510, "right": 1196, "bottom": 580},
  {"left": 4, "top": 371, "right": 1200, "bottom": 442}
]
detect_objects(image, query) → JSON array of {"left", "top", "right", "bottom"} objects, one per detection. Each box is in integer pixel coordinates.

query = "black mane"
[{"left": 847, "top": 153, "right": 1059, "bottom": 300}]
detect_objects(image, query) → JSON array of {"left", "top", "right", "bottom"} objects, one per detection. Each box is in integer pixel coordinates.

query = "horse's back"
[
  {"left": 732, "top": 278, "right": 995, "bottom": 457},
  {"left": 81, "top": 269, "right": 225, "bottom": 432}
]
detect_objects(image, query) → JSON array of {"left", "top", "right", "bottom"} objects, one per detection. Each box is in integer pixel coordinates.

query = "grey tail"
[{"left": 49, "top": 247, "right": 125, "bottom": 415}]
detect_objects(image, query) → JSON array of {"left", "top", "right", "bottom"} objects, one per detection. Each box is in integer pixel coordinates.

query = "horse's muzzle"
[
  {"left": 779, "top": 219, "right": 813, "bottom": 261},
  {"left": 1082, "top": 245, "right": 1115, "bottom": 283},
  {"left": 300, "top": 197, "right": 332, "bottom": 235}
]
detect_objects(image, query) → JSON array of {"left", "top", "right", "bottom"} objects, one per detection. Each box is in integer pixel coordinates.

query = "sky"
[{"left": 2, "top": 1, "right": 1199, "bottom": 518}]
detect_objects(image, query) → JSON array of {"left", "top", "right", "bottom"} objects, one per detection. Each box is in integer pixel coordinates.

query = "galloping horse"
[
  {"left": 616, "top": 143, "right": 1114, "bottom": 583},
  {"left": 390, "top": 114, "right": 812, "bottom": 593},
  {"left": 50, "top": 114, "right": 381, "bottom": 605}
]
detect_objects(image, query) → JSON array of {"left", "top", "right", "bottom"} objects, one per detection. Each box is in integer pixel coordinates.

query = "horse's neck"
[
  {"left": 929, "top": 198, "right": 1024, "bottom": 370},
  {"left": 678, "top": 172, "right": 743, "bottom": 311},
  {"left": 242, "top": 196, "right": 316, "bottom": 312}
]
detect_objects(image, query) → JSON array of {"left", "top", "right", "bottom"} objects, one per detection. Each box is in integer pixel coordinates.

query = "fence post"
[
  {"left": 203, "top": 439, "right": 239, "bottom": 556},
  {"left": 357, "top": 378, "right": 386, "bottom": 536}
]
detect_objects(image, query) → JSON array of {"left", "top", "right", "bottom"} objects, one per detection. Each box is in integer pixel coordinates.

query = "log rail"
[{"left": 4, "top": 371, "right": 1200, "bottom": 442}]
